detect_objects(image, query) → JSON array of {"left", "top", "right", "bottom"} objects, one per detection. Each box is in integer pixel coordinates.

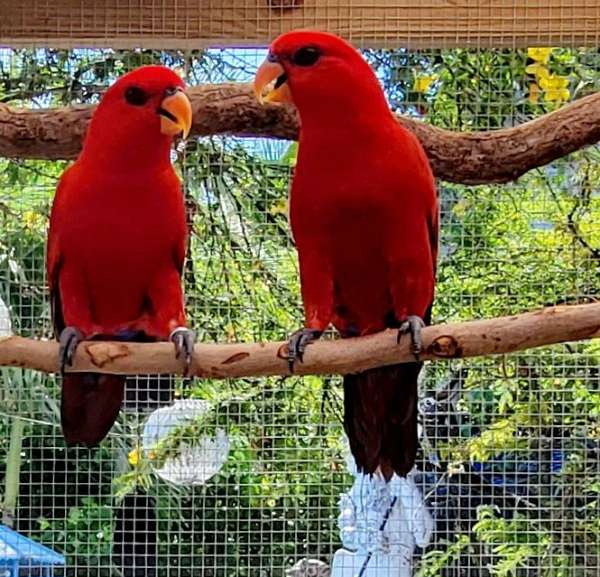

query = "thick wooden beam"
[
  {"left": 0, "top": 304, "right": 598, "bottom": 378},
  {"left": 2, "top": 85, "right": 600, "bottom": 184},
  {"left": 1, "top": 1, "right": 598, "bottom": 49}
]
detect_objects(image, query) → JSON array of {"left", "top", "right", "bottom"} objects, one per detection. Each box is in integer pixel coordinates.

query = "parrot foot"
[
  {"left": 170, "top": 327, "right": 196, "bottom": 377},
  {"left": 58, "top": 326, "right": 84, "bottom": 374},
  {"left": 287, "top": 328, "right": 322, "bottom": 373},
  {"left": 397, "top": 315, "right": 426, "bottom": 357}
]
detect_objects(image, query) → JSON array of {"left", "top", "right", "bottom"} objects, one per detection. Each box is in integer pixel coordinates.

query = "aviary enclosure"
[{"left": 0, "top": 2, "right": 598, "bottom": 576}]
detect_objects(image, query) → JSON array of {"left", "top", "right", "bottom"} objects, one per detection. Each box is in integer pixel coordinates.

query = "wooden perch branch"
[
  {"left": 2, "top": 85, "right": 600, "bottom": 184},
  {"left": 0, "top": 303, "right": 598, "bottom": 379}
]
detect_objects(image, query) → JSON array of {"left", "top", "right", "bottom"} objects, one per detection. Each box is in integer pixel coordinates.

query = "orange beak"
[
  {"left": 254, "top": 58, "right": 293, "bottom": 104},
  {"left": 158, "top": 89, "right": 192, "bottom": 138}
]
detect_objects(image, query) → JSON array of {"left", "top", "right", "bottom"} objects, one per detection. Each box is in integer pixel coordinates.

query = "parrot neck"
[
  {"left": 299, "top": 98, "right": 397, "bottom": 146},
  {"left": 295, "top": 79, "right": 394, "bottom": 139},
  {"left": 79, "top": 118, "right": 174, "bottom": 173}
]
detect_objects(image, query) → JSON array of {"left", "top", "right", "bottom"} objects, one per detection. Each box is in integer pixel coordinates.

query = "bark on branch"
[
  {"left": 1, "top": 84, "right": 600, "bottom": 184},
  {"left": 0, "top": 303, "right": 598, "bottom": 379}
]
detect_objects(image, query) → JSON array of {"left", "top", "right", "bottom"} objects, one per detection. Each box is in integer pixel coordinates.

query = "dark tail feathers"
[
  {"left": 343, "top": 362, "right": 421, "bottom": 480},
  {"left": 61, "top": 373, "right": 125, "bottom": 447}
]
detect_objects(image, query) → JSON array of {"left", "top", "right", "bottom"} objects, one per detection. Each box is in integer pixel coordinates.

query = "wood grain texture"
[
  {"left": 1, "top": 1, "right": 598, "bottom": 49},
  {"left": 2, "top": 85, "right": 600, "bottom": 184},
  {"left": 0, "top": 304, "right": 598, "bottom": 378}
]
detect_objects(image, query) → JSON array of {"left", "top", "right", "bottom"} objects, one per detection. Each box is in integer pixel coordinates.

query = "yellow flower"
[
  {"left": 543, "top": 88, "right": 570, "bottom": 103},
  {"left": 225, "top": 323, "right": 237, "bottom": 342},
  {"left": 540, "top": 73, "right": 569, "bottom": 91},
  {"left": 413, "top": 74, "right": 437, "bottom": 93},
  {"left": 147, "top": 450, "right": 157, "bottom": 461},
  {"left": 525, "top": 62, "right": 550, "bottom": 80},
  {"left": 128, "top": 448, "right": 140, "bottom": 466},
  {"left": 528, "top": 83, "right": 540, "bottom": 104},
  {"left": 452, "top": 199, "right": 469, "bottom": 218},
  {"left": 539, "top": 74, "right": 570, "bottom": 102},
  {"left": 527, "top": 47, "right": 552, "bottom": 64},
  {"left": 269, "top": 198, "right": 288, "bottom": 216},
  {"left": 22, "top": 210, "right": 44, "bottom": 231}
]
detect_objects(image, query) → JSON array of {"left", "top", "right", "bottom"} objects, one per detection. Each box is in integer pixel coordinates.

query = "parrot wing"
[{"left": 47, "top": 170, "right": 71, "bottom": 338}]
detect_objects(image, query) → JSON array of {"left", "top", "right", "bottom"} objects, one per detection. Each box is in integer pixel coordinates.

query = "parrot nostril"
[{"left": 164, "top": 86, "right": 180, "bottom": 97}]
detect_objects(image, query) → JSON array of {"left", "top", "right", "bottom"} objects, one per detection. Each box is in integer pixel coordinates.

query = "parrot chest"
[
  {"left": 64, "top": 193, "right": 178, "bottom": 270},
  {"left": 56, "top": 176, "right": 186, "bottom": 322},
  {"left": 291, "top": 160, "right": 434, "bottom": 332},
  {"left": 291, "top": 180, "right": 394, "bottom": 327}
]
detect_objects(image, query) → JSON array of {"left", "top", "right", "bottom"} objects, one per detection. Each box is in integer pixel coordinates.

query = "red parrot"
[
  {"left": 254, "top": 32, "right": 438, "bottom": 479},
  {"left": 47, "top": 65, "right": 195, "bottom": 447}
]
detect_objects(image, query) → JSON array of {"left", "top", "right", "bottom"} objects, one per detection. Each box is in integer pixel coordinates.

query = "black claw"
[
  {"left": 170, "top": 328, "right": 196, "bottom": 377},
  {"left": 397, "top": 315, "right": 426, "bottom": 357},
  {"left": 58, "top": 327, "right": 84, "bottom": 374},
  {"left": 287, "top": 328, "right": 322, "bottom": 373}
]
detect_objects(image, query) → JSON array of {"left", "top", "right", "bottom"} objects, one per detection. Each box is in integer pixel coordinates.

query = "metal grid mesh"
[
  {"left": 0, "top": 15, "right": 599, "bottom": 577},
  {"left": 2, "top": 1, "right": 600, "bottom": 49}
]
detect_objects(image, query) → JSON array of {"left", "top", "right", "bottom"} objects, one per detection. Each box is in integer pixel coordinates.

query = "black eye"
[
  {"left": 291, "top": 46, "right": 321, "bottom": 67},
  {"left": 124, "top": 86, "right": 149, "bottom": 106}
]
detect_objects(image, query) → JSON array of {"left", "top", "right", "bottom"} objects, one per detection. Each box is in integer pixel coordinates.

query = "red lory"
[
  {"left": 254, "top": 32, "right": 438, "bottom": 479},
  {"left": 47, "top": 65, "right": 195, "bottom": 446}
]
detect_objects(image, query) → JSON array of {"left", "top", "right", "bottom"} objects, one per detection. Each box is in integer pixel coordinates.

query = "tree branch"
[
  {"left": 2, "top": 85, "right": 600, "bottom": 184},
  {"left": 0, "top": 303, "right": 597, "bottom": 378}
]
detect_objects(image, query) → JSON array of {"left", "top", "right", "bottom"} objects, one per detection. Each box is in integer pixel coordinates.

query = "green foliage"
[
  {"left": 417, "top": 534, "right": 471, "bottom": 577},
  {"left": 37, "top": 497, "right": 113, "bottom": 560},
  {"left": 473, "top": 506, "right": 554, "bottom": 576}
]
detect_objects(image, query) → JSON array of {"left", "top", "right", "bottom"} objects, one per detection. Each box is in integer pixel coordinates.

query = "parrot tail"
[
  {"left": 61, "top": 373, "right": 125, "bottom": 447},
  {"left": 343, "top": 362, "right": 421, "bottom": 481}
]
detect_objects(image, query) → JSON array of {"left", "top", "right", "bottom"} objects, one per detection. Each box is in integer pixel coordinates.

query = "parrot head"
[
  {"left": 82, "top": 65, "right": 192, "bottom": 167},
  {"left": 254, "top": 31, "right": 390, "bottom": 124}
]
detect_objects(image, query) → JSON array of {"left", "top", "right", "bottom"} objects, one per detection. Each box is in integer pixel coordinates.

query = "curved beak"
[
  {"left": 254, "top": 58, "right": 292, "bottom": 105},
  {"left": 158, "top": 89, "right": 192, "bottom": 138}
]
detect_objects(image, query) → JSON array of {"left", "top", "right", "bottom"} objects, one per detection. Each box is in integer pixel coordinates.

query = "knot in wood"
[
  {"left": 221, "top": 352, "right": 250, "bottom": 365},
  {"left": 276, "top": 343, "right": 289, "bottom": 360},
  {"left": 84, "top": 342, "right": 129, "bottom": 368},
  {"left": 429, "top": 335, "right": 463, "bottom": 358}
]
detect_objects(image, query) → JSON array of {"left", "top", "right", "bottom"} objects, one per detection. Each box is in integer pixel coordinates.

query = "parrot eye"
[
  {"left": 125, "top": 86, "right": 149, "bottom": 106},
  {"left": 291, "top": 46, "right": 321, "bottom": 67}
]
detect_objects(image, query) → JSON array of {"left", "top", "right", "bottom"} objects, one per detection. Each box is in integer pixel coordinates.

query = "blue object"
[
  {"left": 472, "top": 449, "right": 567, "bottom": 496},
  {"left": 0, "top": 525, "right": 65, "bottom": 577}
]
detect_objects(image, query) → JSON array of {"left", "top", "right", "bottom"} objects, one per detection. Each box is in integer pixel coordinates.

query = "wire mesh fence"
[{"left": 0, "top": 11, "right": 599, "bottom": 577}]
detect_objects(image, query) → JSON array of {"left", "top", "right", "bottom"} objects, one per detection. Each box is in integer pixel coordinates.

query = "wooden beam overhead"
[{"left": 1, "top": 1, "right": 599, "bottom": 50}]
